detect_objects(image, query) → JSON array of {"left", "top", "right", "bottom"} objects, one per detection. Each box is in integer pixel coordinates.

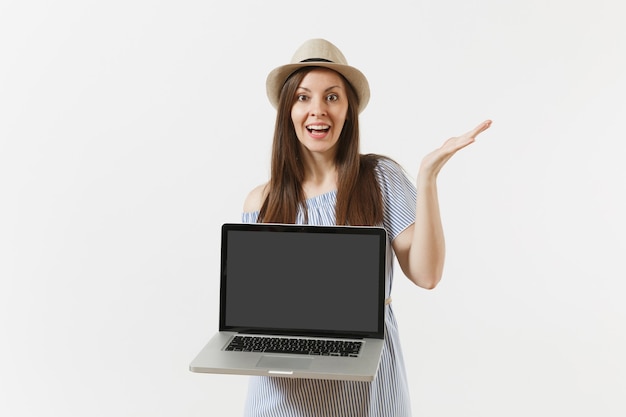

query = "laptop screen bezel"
[{"left": 218, "top": 223, "right": 387, "bottom": 340}]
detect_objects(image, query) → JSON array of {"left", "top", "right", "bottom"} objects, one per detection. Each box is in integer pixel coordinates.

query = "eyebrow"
[{"left": 296, "top": 85, "right": 343, "bottom": 93}]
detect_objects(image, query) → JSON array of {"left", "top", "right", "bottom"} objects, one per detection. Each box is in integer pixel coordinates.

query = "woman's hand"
[{"left": 419, "top": 120, "right": 492, "bottom": 181}]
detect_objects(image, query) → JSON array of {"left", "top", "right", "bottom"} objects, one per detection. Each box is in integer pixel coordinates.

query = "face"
[{"left": 290, "top": 68, "right": 349, "bottom": 158}]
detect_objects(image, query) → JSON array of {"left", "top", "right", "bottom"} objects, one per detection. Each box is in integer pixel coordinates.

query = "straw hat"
[{"left": 266, "top": 39, "right": 370, "bottom": 113}]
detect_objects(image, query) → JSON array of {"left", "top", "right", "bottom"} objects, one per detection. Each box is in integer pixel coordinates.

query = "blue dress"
[{"left": 242, "top": 158, "right": 417, "bottom": 417}]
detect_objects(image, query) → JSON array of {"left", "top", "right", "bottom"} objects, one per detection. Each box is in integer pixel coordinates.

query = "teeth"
[{"left": 308, "top": 125, "right": 330, "bottom": 131}]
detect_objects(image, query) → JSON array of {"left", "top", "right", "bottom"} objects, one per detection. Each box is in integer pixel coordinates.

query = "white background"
[{"left": 1, "top": 0, "right": 625, "bottom": 416}]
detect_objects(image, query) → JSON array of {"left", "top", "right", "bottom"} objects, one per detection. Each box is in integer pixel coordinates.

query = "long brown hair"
[{"left": 258, "top": 67, "right": 384, "bottom": 226}]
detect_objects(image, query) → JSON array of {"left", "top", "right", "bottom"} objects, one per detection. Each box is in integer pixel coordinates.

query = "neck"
[{"left": 300, "top": 152, "right": 338, "bottom": 198}]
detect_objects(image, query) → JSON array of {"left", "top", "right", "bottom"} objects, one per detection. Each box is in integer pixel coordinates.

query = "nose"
[{"left": 309, "top": 96, "right": 327, "bottom": 117}]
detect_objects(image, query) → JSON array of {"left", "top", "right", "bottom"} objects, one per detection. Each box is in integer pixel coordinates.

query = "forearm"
[{"left": 406, "top": 175, "right": 445, "bottom": 289}]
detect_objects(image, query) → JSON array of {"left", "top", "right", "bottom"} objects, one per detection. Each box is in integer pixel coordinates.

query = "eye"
[
  {"left": 326, "top": 93, "right": 339, "bottom": 102},
  {"left": 296, "top": 94, "right": 308, "bottom": 102}
]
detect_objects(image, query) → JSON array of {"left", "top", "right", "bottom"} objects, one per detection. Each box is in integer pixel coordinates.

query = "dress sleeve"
[
  {"left": 375, "top": 157, "right": 417, "bottom": 241},
  {"left": 241, "top": 211, "right": 260, "bottom": 224}
]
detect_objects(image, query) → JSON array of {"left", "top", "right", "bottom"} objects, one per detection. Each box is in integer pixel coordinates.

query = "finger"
[{"left": 464, "top": 119, "right": 492, "bottom": 139}]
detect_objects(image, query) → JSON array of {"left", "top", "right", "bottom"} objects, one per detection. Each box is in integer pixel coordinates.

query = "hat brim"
[{"left": 266, "top": 62, "right": 370, "bottom": 114}]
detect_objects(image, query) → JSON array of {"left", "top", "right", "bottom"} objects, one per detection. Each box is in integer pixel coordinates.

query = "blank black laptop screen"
[{"left": 220, "top": 224, "right": 386, "bottom": 338}]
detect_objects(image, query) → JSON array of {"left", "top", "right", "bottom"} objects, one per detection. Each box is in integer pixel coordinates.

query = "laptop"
[{"left": 189, "top": 222, "right": 387, "bottom": 381}]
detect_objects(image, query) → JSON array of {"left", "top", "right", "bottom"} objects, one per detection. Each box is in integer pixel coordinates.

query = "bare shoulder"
[{"left": 243, "top": 183, "right": 269, "bottom": 212}]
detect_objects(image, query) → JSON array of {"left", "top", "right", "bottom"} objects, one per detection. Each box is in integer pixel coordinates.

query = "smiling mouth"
[{"left": 306, "top": 124, "right": 330, "bottom": 133}]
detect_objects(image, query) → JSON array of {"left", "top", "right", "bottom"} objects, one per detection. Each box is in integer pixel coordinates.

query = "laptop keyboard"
[{"left": 225, "top": 335, "right": 363, "bottom": 357}]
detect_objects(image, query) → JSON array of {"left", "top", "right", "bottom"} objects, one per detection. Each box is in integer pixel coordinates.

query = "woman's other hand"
[{"left": 419, "top": 120, "right": 492, "bottom": 181}]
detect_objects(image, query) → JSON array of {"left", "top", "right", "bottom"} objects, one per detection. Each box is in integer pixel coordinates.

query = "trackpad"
[{"left": 256, "top": 355, "right": 313, "bottom": 370}]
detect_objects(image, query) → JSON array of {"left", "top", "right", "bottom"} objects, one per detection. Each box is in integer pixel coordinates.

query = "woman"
[{"left": 242, "top": 38, "right": 491, "bottom": 417}]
